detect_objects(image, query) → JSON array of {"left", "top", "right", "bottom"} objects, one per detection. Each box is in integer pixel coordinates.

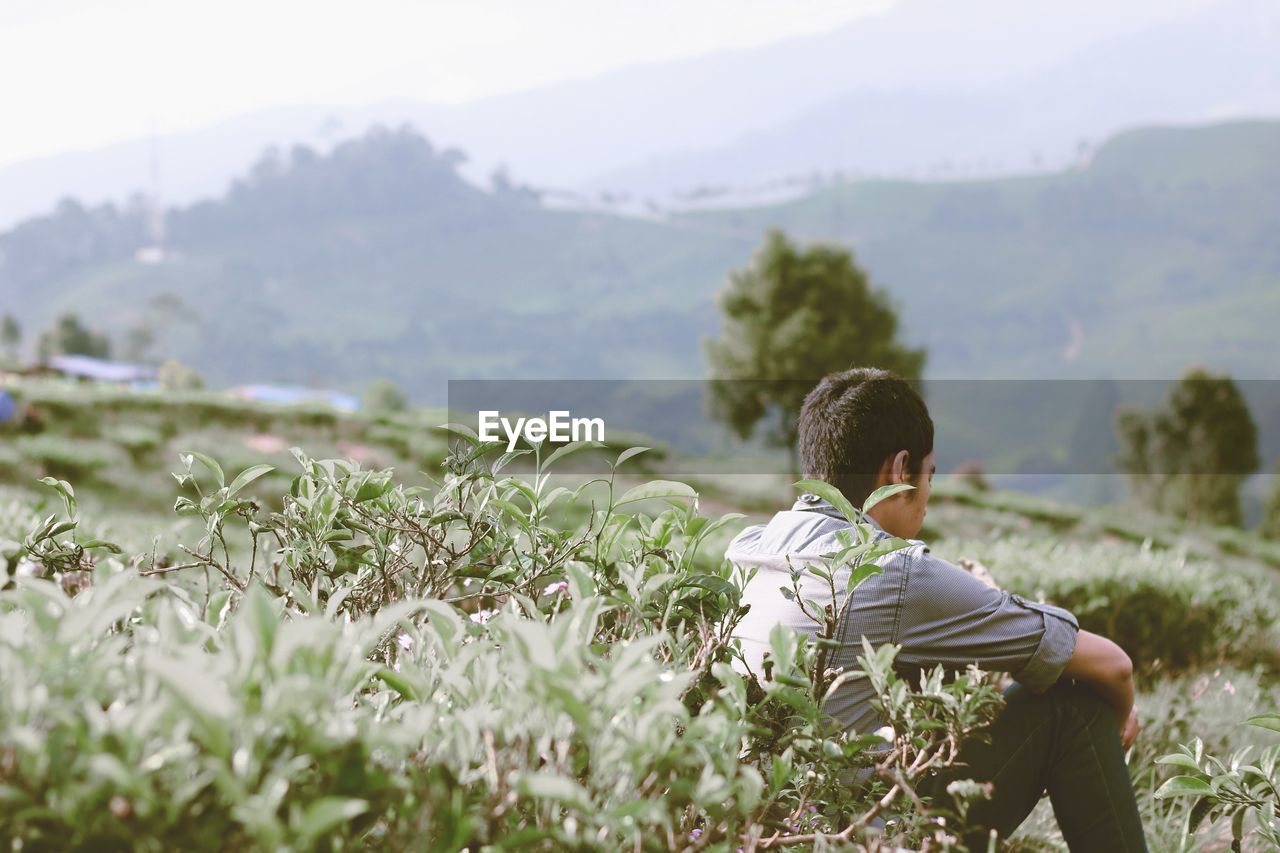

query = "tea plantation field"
[{"left": 0, "top": 383, "right": 1277, "bottom": 850}]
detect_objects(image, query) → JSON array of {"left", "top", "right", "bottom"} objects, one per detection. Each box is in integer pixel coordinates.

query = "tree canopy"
[
  {"left": 36, "top": 312, "right": 112, "bottom": 361},
  {"left": 1116, "top": 367, "right": 1259, "bottom": 527},
  {"left": 705, "top": 229, "right": 925, "bottom": 460}
]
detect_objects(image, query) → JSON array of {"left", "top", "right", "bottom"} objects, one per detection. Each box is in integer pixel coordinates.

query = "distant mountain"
[
  {"left": 0, "top": 127, "right": 749, "bottom": 395},
  {"left": 1, "top": 120, "right": 1278, "bottom": 403},
  {"left": 0, "top": 103, "right": 428, "bottom": 232},
  {"left": 589, "top": 0, "right": 1280, "bottom": 197},
  {"left": 0, "top": 0, "right": 1241, "bottom": 228}
]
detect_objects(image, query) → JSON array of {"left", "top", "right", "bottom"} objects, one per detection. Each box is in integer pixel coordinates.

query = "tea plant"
[
  {"left": 0, "top": 434, "right": 1007, "bottom": 849},
  {"left": 1155, "top": 713, "right": 1280, "bottom": 851},
  {"left": 941, "top": 536, "right": 1280, "bottom": 674}
]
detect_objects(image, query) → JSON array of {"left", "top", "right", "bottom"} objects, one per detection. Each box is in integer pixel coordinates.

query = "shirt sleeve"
[{"left": 893, "top": 548, "right": 1079, "bottom": 692}]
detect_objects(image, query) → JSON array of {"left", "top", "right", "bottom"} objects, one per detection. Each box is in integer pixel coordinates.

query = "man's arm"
[{"left": 1062, "top": 630, "right": 1139, "bottom": 749}]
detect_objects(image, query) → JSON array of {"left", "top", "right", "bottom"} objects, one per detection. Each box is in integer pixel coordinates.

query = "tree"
[
  {"left": 0, "top": 314, "right": 20, "bottom": 359},
  {"left": 158, "top": 359, "right": 203, "bottom": 392},
  {"left": 705, "top": 229, "right": 926, "bottom": 467},
  {"left": 123, "top": 292, "right": 194, "bottom": 362},
  {"left": 364, "top": 379, "right": 407, "bottom": 414},
  {"left": 36, "top": 313, "right": 111, "bottom": 361},
  {"left": 123, "top": 322, "right": 156, "bottom": 362},
  {"left": 1261, "top": 465, "right": 1280, "bottom": 541},
  {"left": 1115, "top": 368, "right": 1259, "bottom": 527}
]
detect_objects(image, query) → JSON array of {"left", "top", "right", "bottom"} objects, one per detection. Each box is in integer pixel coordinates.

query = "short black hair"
[{"left": 797, "top": 368, "right": 934, "bottom": 507}]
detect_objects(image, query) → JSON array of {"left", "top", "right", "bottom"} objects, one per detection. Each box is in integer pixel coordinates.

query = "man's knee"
[
  {"left": 1005, "top": 679, "right": 1115, "bottom": 727},
  {"left": 1040, "top": 679, "right": 1117, "bottom": 731}
]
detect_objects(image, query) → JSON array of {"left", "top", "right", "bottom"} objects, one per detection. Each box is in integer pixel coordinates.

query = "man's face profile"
[{"left": 868, "top": 449, "right": 937, "bottom": 540}]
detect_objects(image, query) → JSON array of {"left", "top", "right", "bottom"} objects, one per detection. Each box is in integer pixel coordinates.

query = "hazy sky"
[
  {"left": 1, "top": 0, "right": 1219, "bottom": 170},
  {"left": 1, "top": 0, "right": 895, "bottom": 168}
]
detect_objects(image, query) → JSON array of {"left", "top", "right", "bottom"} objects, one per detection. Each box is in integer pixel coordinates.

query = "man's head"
[{"left": 797, "top": 368, "right": 936, "bottom": 538}]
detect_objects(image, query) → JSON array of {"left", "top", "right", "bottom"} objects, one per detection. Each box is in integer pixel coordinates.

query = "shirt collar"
[{"left": 791, "top": 492, "right": 887, "bottom": 534}]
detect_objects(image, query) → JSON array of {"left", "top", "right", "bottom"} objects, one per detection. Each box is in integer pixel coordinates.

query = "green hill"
[
  {"left": 695, "top": 120, "right": 1280, "bottom": 379},
  {"left": 3, "top": 121, "right": 1279, "bottom": 400}
]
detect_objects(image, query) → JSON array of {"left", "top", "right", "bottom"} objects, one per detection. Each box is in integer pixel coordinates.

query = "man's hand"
[
  {"left": 1120, "top": 706, "right": 1140, "bottom": 751},
  {"left": 957, "top": 557, "right": 999, "bottom": 590}
]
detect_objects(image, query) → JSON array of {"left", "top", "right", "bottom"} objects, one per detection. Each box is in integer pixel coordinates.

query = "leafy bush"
[
  {"left": 940, "top": 537, "right": 1280, "bottom": 674},
  {"left": 362, "top": 379, "right": 407, "bottom": 414},
  {"left": 1011, "top": 667, "right": 1280, "bottom": 851},
  {"left": 0, "top": 444, "right": 25, "bottom": 481},
  {"left": 1155, "top": 711, "right": 1280, "bottom": 849},
  {"left": 0, "top": 440, "right": 1003, "bottom": 849},
  {"left": 13, "top": 435, "right": 122, "bottom": 482},
  {"left": 158, "top": 358, "right": 204, "bottom": 392},
  {"left": 105, "top": 424, "right": 165, "bottom": 465},
  {"left": 939, "top": 487, "right": 1083, "bottom": 531}
]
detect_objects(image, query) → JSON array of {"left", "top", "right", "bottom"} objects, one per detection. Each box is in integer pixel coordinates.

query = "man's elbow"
[
  {"left": 1062, "top": 630, "right": 1134, "bottom": 687},
  {"left": 1106, "top": 648, "right": 1134, "bottom": 686}
]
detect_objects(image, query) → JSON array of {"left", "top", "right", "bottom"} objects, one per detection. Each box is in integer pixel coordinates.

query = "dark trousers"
[{"left": 921, "top": 680, "right": 1148, "bottom": 852}]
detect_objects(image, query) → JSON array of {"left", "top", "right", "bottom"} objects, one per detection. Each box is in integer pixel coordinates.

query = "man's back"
[{"left": 727, "top": 494, "right": 1080, "bottom": 735}]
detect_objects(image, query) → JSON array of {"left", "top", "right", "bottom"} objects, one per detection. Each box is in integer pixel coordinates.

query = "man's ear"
[{"left": 891, "top": 450, "right": 911, "bottom": 484}]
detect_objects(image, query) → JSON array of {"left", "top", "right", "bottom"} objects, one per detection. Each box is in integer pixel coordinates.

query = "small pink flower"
[
  {"left": 470, "top": 609, "right": 497, "bottom": 624},
  {"left": 543, "top": 581, "right": 569, "bottom": 596},
  {"left": 1223, "top": 680, "right": 1236, "bottom": 695},
  {"left": 396, "top": 632, "right": 413, "bottom": 650}
]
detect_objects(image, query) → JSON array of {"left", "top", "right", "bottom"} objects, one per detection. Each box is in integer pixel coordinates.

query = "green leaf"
[
  {"left": 1187, "top": 795, "right": 1214, "bottom": 835},
  {"left": 614, "top": 480, "right": 697, "bottom": 508},
  {"left": 793, "top": 479, "right": 860, "bottom": 524},
  {"left": 47, "top": 520, "right": 77, "bottom": 538},
  {"left": 80, "top": 538, "right": 121, "bottom": 555},
  {"left": 435, "top": 422, "right": 480, "bottom": 444},
  {"left": 374, "top": 667, "right": 420, "bottom": 701},
  {"left": 1245, "top": 713, "right": 1280, "bottom": 733},
  {"left": 614, "top": 446, "right": 650, "bottom": 468},
  {"left": 565, "top": 561, "right": 596, "bottom": 599},
  {"left": 542, "top": 440, "right": 601, "bottom": 470},
  {"left": 0, "top": 785, "right": 30, "bottom": 805},
  {"left": 353, "top": 474, "right": 393, "bottom": 503},
  {"left": 516, "top": 772, "right": 592, "bottom": 811},
  {"left": 242, "top": 583, "right": 280, "bottom": 656},
  {"left": 1154, "top": 775, "right": 1215, "bottom": 799},
  {"left": 418, "top": 599, "right": 465, "bottom": 645},
  {"left": 846, "top": 560, "right": 885, "bottom": 594},
  {"left": 37, "top": 477, "right": 76, "bottom": 514},
  {"left": 491, "top": 828, "right": 554, "bottom": 849},
  {"left": 185, "top": 451, "right": 225, "bottom": 488},
  {"left": 143, "top": 653, "right": 235, "bottom": 720},
  {"left": 1155, "top": 753, "right": 1201, "bottom": 772},
  {"left": 494, "top": 449, "right": 531, "bottom": 471},
  {"left": 294, "top": 797, "right": 369, "bottom": 843},
  {"left": 507, "top": 621, "right": 557, "bottom": 669},
  {"left": 227, "top": 464, "right": 274, "bottom": 497},
  {"left": 678, "top": 575, "right": 739, "bottom": 600},
  {"left": 206, "top": 590, "right": 234, "bottom": 627},
  {"left": 863, "top": 483, "right": 916, "bottom": 512}
]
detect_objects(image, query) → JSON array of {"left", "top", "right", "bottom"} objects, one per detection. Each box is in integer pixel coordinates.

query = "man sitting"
[{"left": 726, "top": 368, "right": 1146, "bottom": 851}]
